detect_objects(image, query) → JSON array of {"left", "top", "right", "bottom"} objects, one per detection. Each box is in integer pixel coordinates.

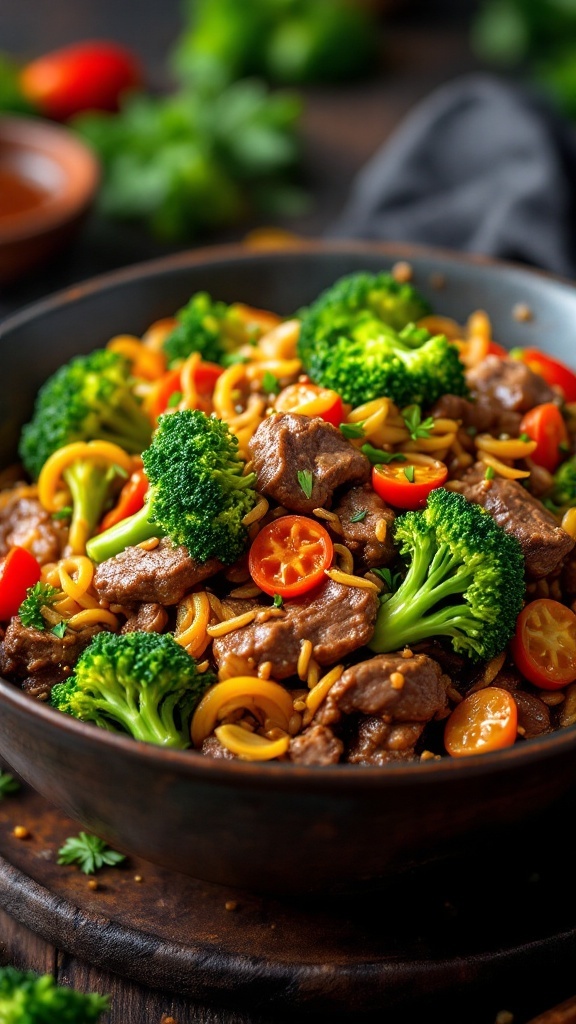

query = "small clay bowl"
[{"left": 0, "top": 115, "right": 100, "bottom": 287}]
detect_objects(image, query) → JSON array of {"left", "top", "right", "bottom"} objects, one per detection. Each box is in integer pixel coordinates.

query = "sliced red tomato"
[
  {"left": 444, "top": 687, "right": 518, "bottom": 757},
  {"left": 514, "top": 348, "right": 576, "bottom": 403},
  {"left": 0, "top": 546, "right": 42, "bottom": 621},
  {"left": 193, "top": 361, "right": 224, "bottom": 409},
  {"left": 519, "top": 402, "right": 568, "bottom": 473},
  {"left": 99, "top": 465, "right": 148, "bottom": 532},
  {"left": 147, "top": 368, "right": 182, "bottom": 422},
  {"left": 274, "top": 382, "right": 344, "bottom": 427},
  {"left": 148, "top": 360, "right": 223, "bottom": 421},
  {"left": 20, "top": 41, "right": 142, "bottom": 121},
  {"left": 487, "top": 340, "right": 508, "bottom": 358},
  {"left": 511, "top": 599, "right": 576, "bottom": 690},
  {"left": 371, "top": 453, "right": 448, "bottom": 510},
  {"left": 248, "top": 515, "right": 333, "bottom": 599}
]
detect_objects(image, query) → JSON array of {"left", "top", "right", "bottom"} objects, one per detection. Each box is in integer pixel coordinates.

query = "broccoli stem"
[
  {"left": 96, "top": 396, "right": 152, "bottom": 453},
  {"left": 63, "top": 462, "right": 123, "bottom": 555},
  {"left": 370, "top": 541, "right": 477, "bottom": 653},
  {"left": 86, "top": 501, "right": 163, "bottom": 563}
]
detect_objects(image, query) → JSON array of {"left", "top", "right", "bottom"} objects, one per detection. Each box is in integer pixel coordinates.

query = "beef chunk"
[
  {"left": 331, "top": 484, "right": 396, "bottom": 571},
  {"left": 318, "top": 653, "right": 449, "bottom": 726},
  {"left": 346, "top": 716, "right": 424, "bottom": 765},
  {"left": 120, "top": 602, "right": 169, "bottom": 634},
  {"left": 21, "top": 666, "right": 68, "bottom": 701},
  {"left": 512, "top": 691, "right": 552, "bottom": 739},
  {"left": 0, "top": 491, "right": 66, "bottom": 565},
  {"left": 289, "top": 723, "right": 343, "bottom": 765},
  {"left": 451, "top": 463, "right": 574, "bottom": 578},
  {"left": 212, "top": 578, "right": 379, "bottom": 679},
  {"left": 430, "top": 393, "right": 522, "bottom": 438},
  {"left": 466, "top": 355, "right": 556, "bottom": 413},
  {"left": 201, "top": 736, "right": 235, "bottom": 760},
  {"left": 248, "top": 412, "right": 370, "bottom": 514},
  {"left": 93, "top": 538, "right": 222, "bottom": 605},
  {"left": 0, "top": 617, "right": 103, "bottom": 680}
]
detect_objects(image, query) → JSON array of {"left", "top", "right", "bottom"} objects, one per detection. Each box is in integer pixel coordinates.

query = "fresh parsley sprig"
[
  {"left": 297, "top": 469, "right": 314, "bottom": 499},
  {"left": 402, "top": 404, "right": 435, "bottom": 441},
  {"left": 361, "top": 444, "right": 407, "bottom": 466},
  {"left": 0, "top": 770, "right": 21, "bottom": 800},
  {"left": 57, "top": 832, "right": 126, "bottom": 874}
]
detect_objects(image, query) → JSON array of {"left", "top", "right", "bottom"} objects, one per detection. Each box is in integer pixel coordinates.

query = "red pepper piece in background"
[
  {"left": 0, "top": 546, "right": 42, "bottom": 622},
  {"left": 99, "top": 466, "right": 148, "bottom": 533},
  {"left": 513, "top": 347, "right": 576, "bottom": 403},
  {"left": 519, "top": 402, "right": 569, "bottom": 474}
]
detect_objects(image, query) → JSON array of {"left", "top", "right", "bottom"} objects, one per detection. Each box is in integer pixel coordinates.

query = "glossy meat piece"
[
  {"left": 0, "top": 617, "right": 102, "bottom": 679},
  {"left": 248, "top": 412, "right": 370, "bottom": 514},
  {"left": 289, "top": 723, "right": 343, "bottom": 765},
  {"left": 466, "top": 355, "right": 556, "bottom": 412},
  {"left": 93, "top": 538, "right": 222, "bottom": 605},
  {"left": 0, "top": 491, "right": 66, "bottom": 565},
  {"left": 331, "top": 484, "right": 396, "bottom": 571},
  {"left": 212, "top": 578, "right": 379, "bottom": 679},
  {"left": 120, "top": 602, "right": 169, "bottom": 634},
  {"left": 346, "top": 716, "right": 424, "bottom": 765},
  {"left": 452, "top": 463, "right": 574, "bottom": 579}
]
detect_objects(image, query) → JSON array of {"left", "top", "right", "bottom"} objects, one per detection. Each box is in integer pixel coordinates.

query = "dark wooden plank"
[{"left": 0, "top": 905, "right": 56, "bottom": 975}]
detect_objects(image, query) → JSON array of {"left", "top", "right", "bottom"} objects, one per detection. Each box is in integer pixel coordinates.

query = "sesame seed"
[
  {"left": 225, "top": 900, "right": 238, "bottom": 911},
  {"left": 390, "top": 671, "right": 405, "bottom": 689},
  {"left": 12, "top": 825, "right": 29, "bottom": 840}
]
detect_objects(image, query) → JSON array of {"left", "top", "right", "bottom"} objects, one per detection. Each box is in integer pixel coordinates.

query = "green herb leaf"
[
  {"left": 404, "top": 465, "right": 416, "bottom": 483},
  {"left": 0, "top": 770, "right": 21, "bottom": 800},
  {"left": 402, "top": 404, "right": 435, "bottom": 441},
  {"left": 167, "top": 390, "right": 183, "bottom": 408},
  {"left": 519, "top": 432, "right": 531, "bottom": 443},
  {"left": 361, "top": 444, "right": 407, "bottom": 465},
  {"left": 262, "top": 370, "right": 281, "bottom": 395},
  {"left": 466, "top": 426, "right": 478, "bottom": 437},
  {"left": 273, "top": 593, "right": 284, "bottom": 608},
  {"left": 18, "top": 583, "right": 59, "bottom": 631},
  {"left": 57, "top": 832, "right": 126, "bottom": 875},
  {"left": 297, "top": 469, "right": 314, "bottom": 499},
  {"left": 52, "top": 506, "right": 72, "bottom": 521},
  {"left": 485, "top": 465, "right": 495, "bottom": 480},
  {"left": 372, "top": 567, "right": 402, "bottom": 592},
  {"left": 349, "top": 509, "right": 368, "bottom": 522},
  {"left": 51, "top": 621, "right": 67, "bottom": 639},
  {"left": 340, "top": 421, "right": 365, "bottom": 439}
]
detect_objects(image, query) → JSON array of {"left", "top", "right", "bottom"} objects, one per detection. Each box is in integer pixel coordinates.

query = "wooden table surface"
[{"left": 3, "top": 5, "right": 576, "bottom": 1022}]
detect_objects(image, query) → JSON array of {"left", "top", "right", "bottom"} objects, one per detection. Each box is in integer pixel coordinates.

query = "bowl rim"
[
  {"left": 1, "top": 237, "right": 575, "bottom": 790},
  {"left": 0, "top": 114, "right": 100, "bottom": 243}
]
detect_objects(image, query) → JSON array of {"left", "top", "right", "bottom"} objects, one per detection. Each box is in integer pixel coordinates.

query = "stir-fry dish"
[{"left": 1, "top": 268, "right": 576, "bottom": 765}]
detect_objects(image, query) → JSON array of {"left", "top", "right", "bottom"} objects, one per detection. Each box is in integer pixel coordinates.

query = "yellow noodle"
[
  {"left": 297, "top": 639, "right": 313, "bottom": 680},
  {"left": 562, "top": 507, "right": 576, "bottom": 540},
  {"left": 242, "top": 496, "right": 269, "bottom": 526},
  {"left": 374, "top": 518, "right": 388, "bottom": 543},
  {"left": 475, "top": 434, "right": 537, "bottom": 459},
  {"left": 175, "top": 592, "right": 212, "bottom": 657},
  {"left": 333, "top": 543, "right": 354, "bottom": 574},
  {"left": 38, "top": 441, "right": 132, "bottom": 514},
  {"left": 312, "top": 508, "right": 343, "bottom": 533},
  {"left": 107, "top": 335, "right": 166, "bottom": 380},
  {"left": 179, "top": 351, "right": 202, "bottom": 410},
  {"left": 252, "top": 318, "right": 301, "bottom": 360},
  {"left": 478, "top": 451, "right": 531, "bottom": 480},
  {"left": 58, "top": 556, "right": 99, "bottom": 608},
  {"left": 141, "top": 317, "right": 177, "bottom": 351},
  {"left": 306, "top": 659, "right": 320, "bottom": 690},
  {"left": 67, "top": 608, "right": 119, "bottom": 630},
  {"left": 245, "top": 358, "right": 301, "bottom": 382},
  {"left": 207, "top": 609, "right": 258, "bottom": 637},
  {"left": 304, "top": 664, "right": 344, "bottom": 724},
  {"left": 324, "top": 568, "right": 380, "bottom": 591},
  {"left": 229, "top": 583, "right": 264, "bottom": 598}
]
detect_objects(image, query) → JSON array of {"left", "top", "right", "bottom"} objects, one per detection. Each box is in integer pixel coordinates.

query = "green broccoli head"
[
  {"left": 545, "top": 453, "right": 576, "bottom": 514},
  {"left": 369, "top": 488, "right": 525, "bottom": 661},
  {"left": 0, "top": 965, "right": 109, "bottom": 1023},
  {"left": 297, "top": 271, "right": 466, "bottom": 408},
  {"left": 18, "top": 582, "right": 59, "bottom": 631},
  {"left": 51, "top": 631, "right": 215, "bottom": 748},
  {"left": 19, "top": 349, "right": 153, "bottom": 479},
  {"left": 162, "top": 291, "right": 263, "bottom": 367},
  {"left": 86, "top": 409, "right": 257, "bottom": 565}
]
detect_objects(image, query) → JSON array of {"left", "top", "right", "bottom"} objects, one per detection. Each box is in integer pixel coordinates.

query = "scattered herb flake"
[
  {"left": 519, "top": 432, "right": 531, "bottom": 443},
  {"left": 52, "top": 506, "right": 72, "bottom": 520},
  {"left": 167, "top": 390, "right": 183, "bottom": 408},
  {"left": 51, "top": 621, "right": 67, "bottom": 639},
  {"left": 297, "top": 469, "right": 314, "bottom": 499},
  {"left": 361, "top": 444, "right": 407, "bottom": 465},
  {"left": 349, "top": 509, "right": 368, "bottom": 522},
  {"left": 262, "top": 370, "right": 281, "bottom": 395},
  {"left": 485, "top": 465, "right": 495, "bottom": 480},
  {"left": 340, "top": 421, "right": 366, "bottom": 440},
  {"left": 465, "top": 426, "right": 478, "bottom": 437},
  {"left": 372, "top": 567, "right": 402, "bottom": 592},
  {"left": 18, "top": 582, "right": 59, "bottom": 631},
  {"left": 402, "top": 404, "right": 435, "bottom": 441},
  {"left": 404, "top": 465, "right": 416, "bottom": 483},
  {"left": 273, "top": 593, "right": 284, "bottom": 608},
  {"left": 0, "top": 771, "right": 21, "bottom": 800},
  {"left": 57, "top": 832, "right": 126, "bottom": 875},
  {"left": 559, "top": 441, "right": 570, "bottom": 454}
]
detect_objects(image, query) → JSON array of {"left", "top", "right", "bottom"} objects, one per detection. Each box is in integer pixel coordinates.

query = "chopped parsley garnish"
[
  {"left": 273, "top": 593, "right": 284, "bottom": 608},
  {"left": 402, "top": 404, "right": 435, "bottom": 441},
  {"left": 297, "top": 469, "right": 314, "bottom": 498},
  {"left": 361, "top": 444, "right": 407, "bottom": 465},
  {"left": 167, "top": 390, "right": 183, "bottom": 408},
  {"left": 18, "top": 583, "right": 59, "bottom": 631},
  {"left": 57, "top": 832, "right": 126, "bottom": 874},
  {"left": 0, "top": 770, "right": 20, "bottom": 800},
  {"left": 349, "top": 509, "right": 368, "bottom": 522},
  {"left": 519, "top": 432, "right": 531, "bottom": 443},
  {"left": 51, "top": 621, "right": 67, "bottom": 639},
  {"left": 485, "top": 465, "right": 495, "bottom": 480},
  {"left": 52, "top": 506, "right": 72, "bottom": 520},
  {"left": 404, "top": 465, "right": 416, "bottom": 483},
  {"left": 372, "top": 567, "right": 402, "bottom": 592},
  {"left": 340, "top": 421, "right": 366, "bottom": 440},
  {"left": 262, "top": 370, "right": 281, "bottom": 395}
]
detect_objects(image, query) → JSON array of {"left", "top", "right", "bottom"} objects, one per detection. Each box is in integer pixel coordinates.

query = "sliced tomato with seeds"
[
  {"left": 248, "top": 515, "right": 333, "bottom": 598},
  {"left": 511, "top": 599, "right": 576, "bottom": 689},
  {"left": 0, "top": 546, "right": 42, "bottom": 621},
  {"left": 444, "top": 687, "right": 518, "bottom": 757},
  {"left": 274, "top": 382, "right": 343, "bottom": 427},
  {"left": 371, "top": 453, "right": 448, "bottom": 510},
  {"left": 519, "top": 402, "right": 568, "bottom": 474}
]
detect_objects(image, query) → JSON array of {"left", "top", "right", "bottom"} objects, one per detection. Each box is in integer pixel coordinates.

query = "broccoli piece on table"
[
  {"left": 18, "top": 582, "right": 59, "bottom": 631},
  {"left": 86, "top": 409, "right": 257, "bottom": 565},
  {"left": 51, "top": 631, "right": 215, "bottom": 748},
  {"left": 297, "top": 271, "right": 466, "bottom": 408},
  {"left": 545, "top": 453, "right": 576, "bottom": 514},
  {"left": 19, "top": 348, "right": 152, "bottom": 480},
  {"left": 0, "top": 965, "right": 109, "bottom": 1023},
  {"left": 162, "top": 291, "right": 262, "bottom": 367},
  {"left": 369, "top": 488, "right": 525, "bottom": 661}
]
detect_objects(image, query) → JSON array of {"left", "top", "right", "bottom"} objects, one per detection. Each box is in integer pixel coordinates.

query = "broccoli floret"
[
  {"left": 51, "top": 631, "right": 215, "bottom": 748},
  {"left": 545, "top": 454, "right": 576, "bottom": 514},
  {"left": 369, "top": 488, "right": 525, "bottom": 661},
  {"left": 297, "top": 271, "right": 467, "bottom": 408},
  {"left": 86, "top": 409, "right": 257, "bottom": 565},
  {"left": 19, "top": 349, "right": 153, "bottom": 480},
  {"left": 18, "top": 582, "right": 59, "bottom": 631},
  {"left": 0, "top": 965, "right": 109, "bottom": 1023},
  {"left": 162, "top": 292, "right": 262, "bottom": 367}
]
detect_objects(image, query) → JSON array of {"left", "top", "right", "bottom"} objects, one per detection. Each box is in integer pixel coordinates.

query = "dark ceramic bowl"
[{"left": 1, "top": 240, "right": 576, "bottom": 894}]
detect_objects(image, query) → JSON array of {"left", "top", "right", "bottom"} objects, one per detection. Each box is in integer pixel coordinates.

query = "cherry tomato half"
[
  {"left": 444, "top": 687, "right": 518, "bottom": 757},
  {"left": 0, "top": 546, "right": 42, "bottom": 621},
  {"left": 519, "top": 402, "right": 569, "bottom": 474},
  {"left": 248, "top": 515, "right": 333, "bottom": 598},
  {"left": 99, "top": 465, "right": 148, "bottom": 532},
  {"left": 274, "top": 382, "right": 344, "bottom": 427},
  {"left": 371, "top": 453, "right": 448, "bottom": 510},
  {"left": 514, "top": 348, "right": 576, "bottom": 403},
  {"left": 20, "top": 41, "right": 142, "bottom": 122},
  {"left": 511, "top": 599, "right": 576, "bottom": 690}
]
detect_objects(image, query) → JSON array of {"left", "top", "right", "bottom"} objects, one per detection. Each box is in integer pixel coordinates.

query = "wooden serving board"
[{"left": 1, "top": 782, "right": 576, "bottom": 1024}]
